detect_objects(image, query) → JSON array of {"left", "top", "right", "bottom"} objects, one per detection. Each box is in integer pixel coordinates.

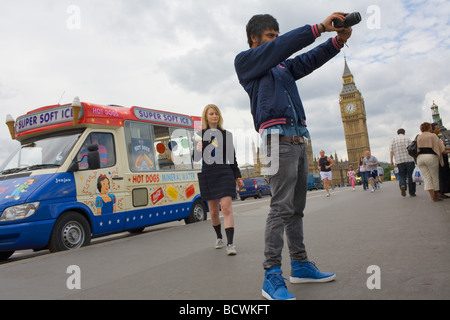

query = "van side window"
[
  {"left": 153, "top": 126, "right": 173, "bottom": 170},
  {"left": 125, "top": 121, "right": 156, "bottom": 172},
  {"left": 125, "top": 121, "right": 194, "bottom": 171},
  {"left": 188, "top": 129, "right": 202, "bottom": 170},
  {"left": 77, "top": 132, "right": 116, "bottom": 170},
  {"left": 169, "top": 128, "right": 193, "bottom": 170}
]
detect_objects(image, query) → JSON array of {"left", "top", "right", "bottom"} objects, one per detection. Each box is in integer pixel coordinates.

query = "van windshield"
[{"left": 0, "top": 131, "right": 82, "bottom": 174}]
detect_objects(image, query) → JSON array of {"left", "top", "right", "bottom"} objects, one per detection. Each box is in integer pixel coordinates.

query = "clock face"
[{"left": 345, "top": 103, "right": 356, "bottom": 114}]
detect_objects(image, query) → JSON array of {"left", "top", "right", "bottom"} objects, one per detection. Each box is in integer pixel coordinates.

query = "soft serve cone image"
[
  {"left": 72, "top": 96, "right": 81, "bottom": 126},
  {"left": 6, "top": 114, "right": 15, "bottom": 139}
]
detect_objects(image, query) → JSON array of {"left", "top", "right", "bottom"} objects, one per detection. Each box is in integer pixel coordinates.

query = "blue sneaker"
[
  {"left": 262, "top": 267, "right": 296, "bottom": 300},
  {"left": 290, "top": 261, "right": 336, "bottom": 283}
]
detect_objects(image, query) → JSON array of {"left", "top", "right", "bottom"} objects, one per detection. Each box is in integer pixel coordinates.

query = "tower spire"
[
  {"left": 341, "top": 57, "right": 357, "bottom": 93},
  {"left": 343, "top": 56, "right": 352, "bottom": 77},
  {"left": 431, "top": 100, "right": 443, "bottom": 128}
]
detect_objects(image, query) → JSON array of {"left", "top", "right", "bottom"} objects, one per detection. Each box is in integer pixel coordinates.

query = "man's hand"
[
  {"left": 321, "top": 12, "right": 353, "bottom": 45},
  {"left": 322, "top": 12, "right": 346, "bottom": 32},
  {"left": 337, "top": 27, "right": 352, "bottom": 42}
]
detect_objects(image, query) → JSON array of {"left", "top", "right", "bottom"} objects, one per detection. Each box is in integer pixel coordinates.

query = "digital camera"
[{"left": 333, "top": 12, "right": 362, "bottom": 28}]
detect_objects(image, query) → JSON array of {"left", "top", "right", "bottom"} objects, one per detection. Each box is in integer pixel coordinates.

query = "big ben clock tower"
[{"left": 339, "top": 57, "right": 370, "bottom": 167}]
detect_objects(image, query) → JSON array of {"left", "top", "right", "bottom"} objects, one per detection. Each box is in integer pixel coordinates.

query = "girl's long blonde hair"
[{"left": 201, "top": 104, "right": 224, "bottom": 130}]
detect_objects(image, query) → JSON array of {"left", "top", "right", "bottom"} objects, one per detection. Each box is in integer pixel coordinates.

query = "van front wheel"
[{"left": 49, "top": 212, "right": 92, "bottom": 252}]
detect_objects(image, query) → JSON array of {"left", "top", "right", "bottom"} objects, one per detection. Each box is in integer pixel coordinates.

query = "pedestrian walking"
[
  {"left": 347, "top": 165, "right": 356, "bottom": 190},
  {"left": 416, "top": 122, "right": 450, "bottom": 202},
  {"left": 319, "top": 150, "right": 334, "bottom": 196},
  {"left": 363, "top": 150, "right": 379, "bottom": 193},
  {"left": 431, "top": 123, "right": 450, "bottom": 199},
  {"left": 235, "top": 12, "right": 351, "bottom": 300},
  {"left": 197, "top": 104, "right": 244, "bottom": 255},
  {"left": 376, "top": 165, "right": 384, "bottom": 188},
  {"left": 357, "top": 157, "right": 368, "bottom": 190},
  {"left": 389, "top": 128, "right": 416, "bottom": 197}
]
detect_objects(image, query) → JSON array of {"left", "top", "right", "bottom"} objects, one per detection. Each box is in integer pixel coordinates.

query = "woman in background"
[
  {"left": 357, "top": 157, "right": 368, "bottom": 190},
  {"left": 431, "top": 123, "right": 450, "bottom": 198},
  {"left": 197, "top": 104, "right": 244, "bottom": 255},
  {"left": 417, "top": 122, "right": 449, "bottom": 202}
]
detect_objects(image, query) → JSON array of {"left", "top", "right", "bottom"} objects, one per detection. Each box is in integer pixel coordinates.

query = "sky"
[{"left": 1, "top": 0, "right": 449, "bottom": 167}]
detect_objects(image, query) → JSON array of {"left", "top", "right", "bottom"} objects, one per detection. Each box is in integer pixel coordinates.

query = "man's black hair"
[
  {"left": 246, "top": 14, "right": 279, "bottom": 48},
  {"left": 397, "top": 128, "right": 405, "bottom": 135}
]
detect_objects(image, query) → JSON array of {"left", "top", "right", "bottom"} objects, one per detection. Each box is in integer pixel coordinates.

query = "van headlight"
[{"left": 0, "top": 202, "right": 40, "bottom": 222}]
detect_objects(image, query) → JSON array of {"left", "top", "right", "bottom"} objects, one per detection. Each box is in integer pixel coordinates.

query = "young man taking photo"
[{"left": 235, "top": 12, "right": 352, "bottom": 300}]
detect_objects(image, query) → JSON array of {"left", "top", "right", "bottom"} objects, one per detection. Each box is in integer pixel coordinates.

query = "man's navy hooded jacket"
[{"left": 234, "top": 25, "right": 344, "bottom": 134}]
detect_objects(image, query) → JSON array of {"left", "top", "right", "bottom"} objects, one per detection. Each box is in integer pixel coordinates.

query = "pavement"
[{"left": 0, "top": 181, "right": 449, "bottom": 301}]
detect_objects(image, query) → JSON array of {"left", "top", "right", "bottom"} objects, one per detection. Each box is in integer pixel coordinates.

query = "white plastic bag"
[{"left": 412, "top": 166, "right": 423, "bottom": 183}]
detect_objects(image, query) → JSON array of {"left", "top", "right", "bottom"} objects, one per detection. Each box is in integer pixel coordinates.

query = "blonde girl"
[{"left": 197, "top": 104, "right": 244, "bottom": 255}]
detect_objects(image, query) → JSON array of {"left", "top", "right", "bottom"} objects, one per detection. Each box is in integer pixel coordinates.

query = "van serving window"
[
  {"left": 125, "top": 121, "right": 195, "bottom": 172},
  {"left": 125, "top": 121, "right": 156, "bottom": 172}
]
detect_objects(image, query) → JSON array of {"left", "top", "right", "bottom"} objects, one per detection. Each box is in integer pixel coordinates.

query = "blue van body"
[
  {"left": 307, "top": 174, "right": 324, "bottom": 190},
  {"left": 0, "top": 172, "right": 78, "bottom": 251},
  {"left": 0, "top": 171, "right": 203, "bottom": 254},
  {"left": 238, "top": 177, "right": 271, "bottom": 200}
]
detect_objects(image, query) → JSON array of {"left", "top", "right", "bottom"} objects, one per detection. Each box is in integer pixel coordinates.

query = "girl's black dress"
[{"left": 197, "top": 128, "right": 242, "bottom": 201}]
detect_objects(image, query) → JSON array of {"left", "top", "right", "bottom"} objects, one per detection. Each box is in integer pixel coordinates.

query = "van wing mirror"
[{"left": 67, "top": 160, "right": 79, "bottom": 172}]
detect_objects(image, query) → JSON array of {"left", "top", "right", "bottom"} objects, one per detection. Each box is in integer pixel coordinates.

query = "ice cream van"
[{"left": 0, "top": 98, "right": 207, "bottom": 260}]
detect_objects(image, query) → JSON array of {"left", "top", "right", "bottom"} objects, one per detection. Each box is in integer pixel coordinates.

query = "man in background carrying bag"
[{"left": 390, "top": 128, "right": 416, "bottom": 197}]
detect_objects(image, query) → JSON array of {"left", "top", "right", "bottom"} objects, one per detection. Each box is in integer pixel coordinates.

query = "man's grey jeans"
[{"left": 264, "top": 140, "right": 309, "bottom": 269}]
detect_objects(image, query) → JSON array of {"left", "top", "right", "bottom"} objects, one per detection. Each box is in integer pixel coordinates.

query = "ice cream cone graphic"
[
  {"left": 6, "top": 114, "right": 15, "bottom": 139},
  {"left": 72, "top": 96, "right": 81, "bottom": 126}
]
